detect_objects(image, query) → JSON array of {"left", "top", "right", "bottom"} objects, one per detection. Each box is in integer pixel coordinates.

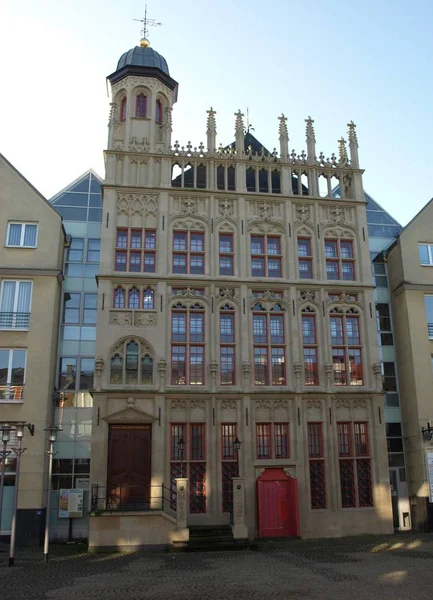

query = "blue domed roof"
[{"left": 116, "top": 46, "right": 170, "bottom": 75}]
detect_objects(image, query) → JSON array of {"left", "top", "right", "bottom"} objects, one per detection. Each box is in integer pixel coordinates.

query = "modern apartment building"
[{"left": 0, "top": 153, "right": 65, "bottom": 542}]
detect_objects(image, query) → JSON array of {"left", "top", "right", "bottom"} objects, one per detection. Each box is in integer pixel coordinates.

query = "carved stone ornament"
[
  {"left": 255, "top": 399, "right": 272, "bottom": 410},
  {"left": 306, "top": 399, "right": 322, "bottom": 411},
  {"left": 170, "top": 196, "right": 206, "bottom": 219},
  {"left": 352, "top": 398, "right": 368, "bottom": 409},
  {"left": 335, "top": 398, "right": 351, "bottom": 409},
  {"left": 110, "top": 311, "right": 132, "bottom": 326},
  {"left": 189, "top": 399, "right": 205, "bottom": 410},
  {"left": 249, "top": 290, "right": 287, "bottom": 312},
  {"left": 273, "top": 399, "right": 289, "bottom": 409},
  {"left": 298, "top": 290, "right": 317, "bottom": 304},
  {"left": 218, "top": 198, "right": 234, "bottom": 218},
  {"left": 129, "top": 136, "right": 150, "bottom": 153},
  {"left": 171, "top": 399, "right": 188, "bottom": 410},
  {"left": 220, "top": 399, "right": 237, "bottom": 410},
  {"left": 134, "top": 313, "right": 157, "bottom": 327},
  {"left": 293, "top": 203, "right": 314, "bottom": 228},
  {"left": 116, "top": 193, "right": 158, "bottom": 217},
  {"left": 217, "top": 287, "right": 235, "bottom": 299},
  {"left": 95, "top": 358, "right": 104, "bottom": 373}
]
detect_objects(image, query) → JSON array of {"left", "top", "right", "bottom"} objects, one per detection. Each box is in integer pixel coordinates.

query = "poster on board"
[
  {"left": 58, "top": 489, "right": 84, "bottom": 518},
  {"left": 426, "top": 452, "right": 433, "bottom": 503}
]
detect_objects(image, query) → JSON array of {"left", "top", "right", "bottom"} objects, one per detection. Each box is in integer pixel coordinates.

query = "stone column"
[
  {"left": 174, "top": 478, "right": 189, "bottom": 542},
  {"left": 232, "top": 477, "right": 248, "bottom": 539}
]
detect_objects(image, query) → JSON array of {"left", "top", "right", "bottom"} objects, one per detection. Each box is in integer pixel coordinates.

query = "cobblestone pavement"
[{"left": 2, "top": 535, "right": 433, "bottom": 599}]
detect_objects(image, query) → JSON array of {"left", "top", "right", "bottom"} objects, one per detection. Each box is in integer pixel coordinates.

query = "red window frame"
[
  {"left": 252, "top": 306, "right": 286, "bottom": 386},
  {"left": 298, "top": 237, "right": 313, "bottom": 279},
  {"left": 170, "top": 423, "right": 206, "bottom": 513},
  {"left": 135, "top": 93, "right": 147, "bottom": 118},
  {"left": 307, "top": 422, "right": 326, "bottom": 509},
  {"left": 114, "top": 228, "right": 156, "bottom": 273},
  {"left": 325, "top": 238, "right": 355, "bottom": 281},
  {"left": 171, "top": 305, "right": 205, "bottom": 385},
  {"left": 220, "top": 308, "right": 235, "bottom": 385},
  {"left": 250, "top": 234, "right": 282, "bottom": 277},
  {"left": 155, "top": 99, "right": 163, "bottom": 124},
  {"left": 172, "top": 230, "right": 205, "bottom": 275},
  {"left": 219, "top": 233, "right": 234, "bottom": 276},
  {"left": 302, "top": 312, "right": 319, "bottom": 385},
  {"left": 330, "top": 313, "right": 363, "bottom": 386},
  {"left": 337, "top": 422, "right": 373, "bottom": 508},
  {"left": 113, "top": 286, "right": 125, "bottom": 308},
  {"left": 256, "top": 423, "right": 289, "bottom": 459}
]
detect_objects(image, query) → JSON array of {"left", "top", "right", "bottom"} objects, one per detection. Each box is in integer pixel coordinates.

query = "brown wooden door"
[{"left": 107, "top": 425, "right": 152, "bottom": 510}]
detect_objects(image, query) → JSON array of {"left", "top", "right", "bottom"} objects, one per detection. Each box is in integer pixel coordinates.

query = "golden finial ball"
[{"left": 139, "top": 38, "right": 150, "bottom": 48}]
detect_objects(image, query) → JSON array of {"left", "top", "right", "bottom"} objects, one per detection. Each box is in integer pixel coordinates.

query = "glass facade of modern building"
[{"left": 50, "top": 170, "right": 102, "bottom": 540}]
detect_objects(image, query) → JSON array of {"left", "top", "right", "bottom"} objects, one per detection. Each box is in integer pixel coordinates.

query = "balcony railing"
[
  {"left": 0, "top": 313, "right": 30, "bottom": 329},
  {"left": 428, "top": 323, "right": 433, "bottom": 338},
  {"left": 91, "top": 484, "right": 176, "bottom": 513},
  {"left": 0, "top": 384, "right": 24, "bottom": 401}
]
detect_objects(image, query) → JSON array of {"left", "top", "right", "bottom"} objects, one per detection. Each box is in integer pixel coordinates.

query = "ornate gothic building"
[{"left": 88, "top": 36, "right": 393, "bottom": 549}]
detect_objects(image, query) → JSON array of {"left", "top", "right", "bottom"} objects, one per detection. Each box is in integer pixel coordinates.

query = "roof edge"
[{"left": 49, "top": 168, "right": 104, "bottom": 203}]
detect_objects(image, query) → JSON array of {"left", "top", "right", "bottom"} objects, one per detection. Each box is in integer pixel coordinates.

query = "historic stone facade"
[{"left": 89, "top": 38, "right": 393, "bottom": 549}]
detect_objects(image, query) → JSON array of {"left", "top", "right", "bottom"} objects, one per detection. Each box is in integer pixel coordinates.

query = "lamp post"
[
  {"left": 234, "top": 437, "right": 241, "bottom": 476},
  {"left": 0, "top": 425, "right": 12, "bottom": 533},
  {"left": 9, "top": 425, "right": 26, "bottom": 567},
  {"left": 43, "top": 426, "right": 60, "bottom": 562},
  {"left": 422, "top": 422, "right": 433, "bottom": 442},
  {"left": 177, "top": 437, "right": 185, "bottom": 477}
]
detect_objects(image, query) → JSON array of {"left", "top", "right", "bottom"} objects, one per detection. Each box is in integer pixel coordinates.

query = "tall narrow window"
[
  {"left": 135, "top": 94, "right": 147, "bottom": 118},
  {"left": 252, "top": 302, "right": 285, "bottom": 386},
  {"left": 115, "top": 228, "right": 156, "bottom": 273},
  {"left": 172, "top": 231, "right": 205, "bottom": 275},
  {"left": 171, "top": 304, "right": 205, "bottom": 385},
  {"left": 219, "top": 233, "right": 234, "bottom": 276},
  {"left": 251, "top": 235, "right": 282, "bottom": 277},
  {"left": 221, "top": 424, "right": 239, "bottom": 512},
  {"left": 170, "top": 424, "right": 206, "bottom": 513},
  {"left": 376, "top": 303, "right": 394, "bottom": 345},
  {"left": 155, "top": 99, "right": 163, "bottom": 124},
  {"left": 298, "top": 238, "right": 313, "bottom": 279},
  {"left": 0, "top": 349, "right": 26, "bottom": 400},
  {"left": 308, "top": 423, "right": 326, "bottom": 509},
  {"left": 220, "top": 306, "right": 235, "bottom": 385},
  {"left": 302, "top": 310, "right": 318, "bottom": 385},
  {"left": 120, "top": 97, "right": 127, "bottom": 121},
  {"left": 0, "top": 280, "right": 32, "bottom": 329},
  {"left": 128, "top": 287, "right": 140, "bottom": 309},
  {"left": 113, "top": 287, "right": 125, "bottom": 308},
  {"left": 143, "top": 288, "right": 154, "bottom": 309},
  {"left": 337, "top": 422, "right": 373, "bottom": 508},
  {"left": 325, "top": 239, "right": 355, "bottom": 281},
  {"left": 330, "top": 310, "right": 363, "bottom": 386}
]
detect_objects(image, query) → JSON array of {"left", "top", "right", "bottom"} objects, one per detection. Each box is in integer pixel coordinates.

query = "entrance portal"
[
  {"left": 257, "top": 468, "right": 300, "bottom": 537},
  {"left": 107, "top": 424, "right": 152, "bottom": 510}
]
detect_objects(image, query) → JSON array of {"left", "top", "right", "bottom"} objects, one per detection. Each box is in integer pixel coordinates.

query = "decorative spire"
[
  {"left": 234, "top": 110, "right": 245, "bottom": 153},
  {"left": 338, "top": 137, "right": 348, "bottom": 165},
  {"left": 305, "top": 116, "right": 316, "bottom": 164},
  {"left": 206, "top": 107, "right": 217, "bottom": 152},
  {"left": 133, "top": 5, "right": 162, "bottom": 47},
  {"left": 347, "top": 121, "right": 359, "bottom": 168},
  {"left": 278, "top": 114, "right": 289, "bottom": 160}
]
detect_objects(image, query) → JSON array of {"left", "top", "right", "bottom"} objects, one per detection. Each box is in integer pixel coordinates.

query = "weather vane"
[
  {"left": 246, "top": 108, "right": 255, "bottom": 133},
  {"left": 133, "top": 5, "right": 162, "bottom": 41}
]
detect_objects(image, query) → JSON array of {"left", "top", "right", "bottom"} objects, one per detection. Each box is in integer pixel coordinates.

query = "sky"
[{"left": 2, "top": 0, "right": 433, "bottom": 225}]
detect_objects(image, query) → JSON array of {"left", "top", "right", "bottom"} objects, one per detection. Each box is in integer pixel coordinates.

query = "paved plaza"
[{"left": 2, "top": 535, "right": 433, "bottom": 599}]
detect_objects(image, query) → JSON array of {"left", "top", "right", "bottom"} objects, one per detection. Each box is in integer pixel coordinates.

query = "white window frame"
[
  {"left": 6, "top": 222, "right": 38, "bottom": 248},
  {"left": 0, "top": 349, "right": 27, "bottom": 402},
  {"left": 0, "top": 280, "right": 33, "bottom": 330},
  {"left": 419, "top": 243, "right": 433, "bottom": 266}
]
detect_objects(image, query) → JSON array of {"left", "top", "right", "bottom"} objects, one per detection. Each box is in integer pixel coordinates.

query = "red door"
[
  {"left": 107, "top": 425, "right": 152, "bottom": 509},
  {"left": 257, "top": 468, "right": 300, "bottom": 538}
]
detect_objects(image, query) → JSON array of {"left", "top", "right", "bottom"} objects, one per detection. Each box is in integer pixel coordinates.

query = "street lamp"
[
  {"left": 9, "top": 425, "right": 26, "bottom": 567},
  {"left": 177, "top": 437, "right": 185, "bottom": 476},
  {"left": 233, "top": 437, "right": 242, "bottom": 454},
  {"left": 422, "top": 423, "right": 433, "bottom": 442},
  {"left": 43, "top": 426, "right": 61, "bottom": 562},
  {"left": 0, "top": 425, "right": 12, "bottom": 532}
]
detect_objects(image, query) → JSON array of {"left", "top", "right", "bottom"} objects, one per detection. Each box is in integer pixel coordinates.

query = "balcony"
[
  {"left": 0, "top": 313, "right": 30, "bottom": 330},
  {"left": 0, "top": 384, "right": 24, "bottom": 401},
  {"left": 429, "top": 323, "right": 433, "bottom": 338}
]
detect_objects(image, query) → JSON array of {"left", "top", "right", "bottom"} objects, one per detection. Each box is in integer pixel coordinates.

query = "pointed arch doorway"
[{"left": 257, "top": 468, "right": 300, "bottom": 538}]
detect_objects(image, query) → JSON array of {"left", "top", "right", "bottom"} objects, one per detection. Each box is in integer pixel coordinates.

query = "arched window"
[
  {"left": 109, "top": 338, "right": 153, "bottom": 385},
  {"left": 120, "top": 97, "right": 127, "bottom": 121},
  {"left": 171, "top": 303, "right": 205, "bottom": 385},
  {"left": 301, "top": 307, "right": 318, "bottom": 385},
  {"left": 113, "top": 287, "right": 125, "bottom": 308},
  {"left": 143, "top": 287, "right": 154, "bottom": 309},
  {"left": 136, "top": 94, "right": 147, "bottom": 118},
  {"left": 155, "top": 99, "right": 163, "bottom": 124},
  {"left": 252, "top": 301, "right": 285, "bottom": 386},
  {"left": 220, "top": 305, "right": 235, "bottom": 385},
  {"left": 128, "top": 287, "right": 140, "bottom": 309}
]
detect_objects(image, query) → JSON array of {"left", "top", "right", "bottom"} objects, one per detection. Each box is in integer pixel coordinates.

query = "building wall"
[
  {"left": 387, "top": 201, "right": 433, "bottom": 530},
  {"left": 0, "top": 154, "right": 65, "bottom": 539},
  {"left": 89, "top": 68, "right": 393, "bottom": 542}
]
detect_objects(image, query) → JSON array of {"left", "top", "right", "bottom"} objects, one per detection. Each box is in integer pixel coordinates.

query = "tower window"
[
  {"left": 156, "top": 99, "right": 163, "bottom": 124},
  {"left": 120, "top": 97, "right": 127, "bottom": 121},
  {"left": 135, "top": 94, "right": 147, "bottom": 118}
]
